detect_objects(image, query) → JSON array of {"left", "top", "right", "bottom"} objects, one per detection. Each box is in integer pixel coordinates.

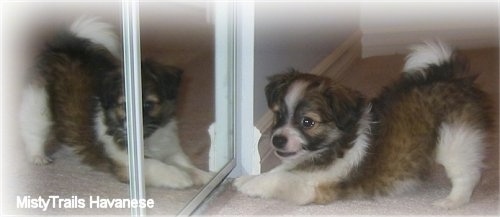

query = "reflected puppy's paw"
[
  {"left": 191, "top": 169, "right": 215, "bottom": 186},
  {"left": 30, "top": 155, "right": 53, "bottom": 165},
  {"left": 146, "top": 159, "right": 194, "bottom": 189},
  {"left": 433, "top": 197, "right": 469, "bottom": 210},
  {"left": 161, "top": 168, "right": 194, "bottom": 189}
]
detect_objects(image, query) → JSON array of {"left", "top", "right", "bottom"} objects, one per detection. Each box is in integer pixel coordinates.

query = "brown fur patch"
[
  {"left": 332, "top": 67, "right": 490, "bottom": 199},
  {"left": 43, "top": 55, "right": 113, "bottom": 171},
  {"left": 314, "top": 182, "right": 340, "bottom": 204}
]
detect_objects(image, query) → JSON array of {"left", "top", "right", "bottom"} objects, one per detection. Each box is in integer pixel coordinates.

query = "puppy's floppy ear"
[
  {"left": 159, "top": 65, "right": 183, "bottom": 100},
  {"left": 324, "top": 85, "right": 365, "bottom": 132},
  {"left": 141, "top": 59, "right": 183, "bottom": 100},
  {"left": 98, "top": 70, "right": 124, "bottom": 110},
  {"left": 265, "top": 69, "right": 302, "bottom": 108}
]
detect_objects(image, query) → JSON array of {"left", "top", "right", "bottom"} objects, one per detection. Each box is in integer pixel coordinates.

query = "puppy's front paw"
[
  {"left": 234, "top": 173, "right": 315, "bottom": 204},
  {"left": 234, "top": 175, "right": 275, "bottom": 199},
  {"left": 30, "top": 155, "right": 52, "bottom": 165},
  {"left": 233, "top": 175, "right": 255, "bottom": 189}
]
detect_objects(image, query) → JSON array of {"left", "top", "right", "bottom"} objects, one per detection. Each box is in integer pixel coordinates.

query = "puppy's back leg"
[
  {"left": 434, "top": 122, "right": 486, "bottom": 209},
  {"left": 19, "top": 84, "right": 53, "bottom": 165}
]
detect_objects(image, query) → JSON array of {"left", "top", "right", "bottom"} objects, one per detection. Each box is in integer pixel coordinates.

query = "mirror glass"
[{"left": 2, "top": 1, "right": 232, "bottom": 216}]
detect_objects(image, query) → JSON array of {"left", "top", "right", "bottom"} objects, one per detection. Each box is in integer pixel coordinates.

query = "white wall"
[
  {"left": 252, "top": 1, "right": 499, "bottom": 122},
  {"left": 253, "top": 2, "right": 360, "bottom": 121},
  {"left": 361, "top": 2, "right": 499, "bottom": 57}
]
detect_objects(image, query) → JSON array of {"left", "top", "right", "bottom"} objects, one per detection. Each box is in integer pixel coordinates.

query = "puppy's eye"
[
  {"left": 143, "top": 101, "right": 154, "bottom": 110},
  {"left": 301, "top": 117, "right": 315, "bottom": 129}
]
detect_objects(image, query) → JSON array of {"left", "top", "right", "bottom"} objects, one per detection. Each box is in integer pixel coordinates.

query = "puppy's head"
[
  {"left": 265, "top": 70, "right": 365, "bottom": 162},
  {"left": 99, "top": 59, "right": 182, "bottom": 146}
]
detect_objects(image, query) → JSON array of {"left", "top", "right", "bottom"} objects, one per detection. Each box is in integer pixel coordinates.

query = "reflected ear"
[
  {"left": 98, "top": 70, "right": 123, "bottom": 110},
  {"left": 324, "top": 85, "right": 365, "bottom": 132},
  {"left": 159, "top": 66, "right": 182, "bottom": 100},
  {"left": 141, "top": 59, "right": 183, "bottom": 100}
]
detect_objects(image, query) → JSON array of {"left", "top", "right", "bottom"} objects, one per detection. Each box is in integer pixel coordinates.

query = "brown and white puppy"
[
  {"left": 234, "top": 41, "right": 491, "bottom": 209},
  {"left": 19, "top": 16, "right": 212, "bottom": 188}
]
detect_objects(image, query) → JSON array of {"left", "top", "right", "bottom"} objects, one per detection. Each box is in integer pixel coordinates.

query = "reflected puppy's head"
[
  {"left": 265, "top": 70, "right": 365, "bottom": 161},
  {"left": 99, "top": 59, "right": 183, "bottom": 146}
]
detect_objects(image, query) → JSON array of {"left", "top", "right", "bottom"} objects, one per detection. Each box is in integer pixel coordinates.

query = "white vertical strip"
[
  {"left": 231, "top": 0, "right": 259, "bottom": 177},
  {"left": 0, "top": 4, "right": 4, "bottom": 212},
  {"left": 179, "top": 2, "right": 238, "bottom": 215},
  {"left": 210, "top": 1, "right": 234, "bottom": 172},
  {"left": 121, "top": 1, "right": 146, "bottom": 216}
]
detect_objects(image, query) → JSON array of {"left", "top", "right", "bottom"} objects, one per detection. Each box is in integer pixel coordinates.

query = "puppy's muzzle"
[
  {"left": 271, "top": 134, "right": 298, "bottom": 158},
  {"left": 272, "top": 135, "right": 287, "bottom": 149}
]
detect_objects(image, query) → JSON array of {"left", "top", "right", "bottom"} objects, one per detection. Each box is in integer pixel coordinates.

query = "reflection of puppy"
[
  {"left": 19, "top": 17, "right": 212, "bottom": 188},
  {"left": 235, "top": 41, "right": 491, "bottom": 209}
]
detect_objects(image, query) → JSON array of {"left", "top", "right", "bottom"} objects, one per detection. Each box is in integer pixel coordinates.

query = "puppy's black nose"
[{"left": 272, "top": 135, "right": 287, "bottom": 149}]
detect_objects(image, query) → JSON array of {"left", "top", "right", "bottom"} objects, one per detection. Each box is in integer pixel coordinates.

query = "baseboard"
[
  {"left": 362, "top": 27, "right": 498, "bottom": 57},
  {"left": 255, "top": 29, "right": 363, "bottom": 167},
  {"left": 310, "top": 29, "right": 363, "bottom": 77}
]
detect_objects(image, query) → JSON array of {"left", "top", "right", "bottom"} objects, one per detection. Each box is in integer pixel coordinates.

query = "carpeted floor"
[{"left": 200, "top": 47, "right": 499, "bottom": 216}]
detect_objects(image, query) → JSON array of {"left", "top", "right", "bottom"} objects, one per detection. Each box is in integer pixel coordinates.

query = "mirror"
[{"left": 2, "top": 1, "right": 233, "bottom": 216}]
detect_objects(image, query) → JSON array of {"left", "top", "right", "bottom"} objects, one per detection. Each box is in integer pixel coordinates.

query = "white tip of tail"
[
  {"left": 403, "top": 40, "right": 453, "bottom": 73},
  {"left": 70, "top": 16, "right": 120, "bottom": 58}
]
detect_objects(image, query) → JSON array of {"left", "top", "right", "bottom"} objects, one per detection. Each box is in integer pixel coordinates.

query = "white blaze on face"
[{"left": 272, "top": 81, "right": 309, "bottom": 155}]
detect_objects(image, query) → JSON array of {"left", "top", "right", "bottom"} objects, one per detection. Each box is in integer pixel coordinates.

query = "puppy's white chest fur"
[{"left": 144, "top": 120, "right": 181, "bottom": 160}]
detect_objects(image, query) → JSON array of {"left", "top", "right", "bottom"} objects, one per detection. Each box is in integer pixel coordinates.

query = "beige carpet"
[{"left": 201, "top": 47, "right": 499, "bottom": 216}]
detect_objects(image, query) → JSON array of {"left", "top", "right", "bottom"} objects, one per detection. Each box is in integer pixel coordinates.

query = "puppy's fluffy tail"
[
  {"left": 70, "top": 16, "right": 120, "bottom": 58},
  {"left": 402, "top": 40, "right": 473, "bottom": 81},
  {"left": 403, "top": 40, "right": 453, "bottom": 73},
  {"left": 38, "top": 16, "right": 119, "bottom": 81}
]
